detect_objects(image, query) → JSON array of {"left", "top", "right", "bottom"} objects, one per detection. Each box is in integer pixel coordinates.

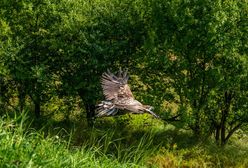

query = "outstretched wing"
[{"left": 101, "top": 69, "right": 134, "bottom": 101}]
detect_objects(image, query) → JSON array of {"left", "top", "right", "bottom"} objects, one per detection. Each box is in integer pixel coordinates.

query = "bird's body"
[{"left": 96, "top": 69, "right": 159, "bottom": 118}]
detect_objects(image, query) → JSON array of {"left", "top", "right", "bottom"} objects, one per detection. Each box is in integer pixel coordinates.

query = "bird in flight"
[{"left": 96, "top": 69, "right": 159, "bottom": 118}]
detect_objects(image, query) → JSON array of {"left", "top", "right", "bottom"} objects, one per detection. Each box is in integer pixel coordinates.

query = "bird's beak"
[{"left": 145, "top": 109, "right": 160, "bottom": 118}]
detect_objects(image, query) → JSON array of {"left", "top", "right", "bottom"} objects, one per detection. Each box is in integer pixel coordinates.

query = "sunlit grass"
[
  {"left": 0, "top": 113, "right": 145, "bottom": 167},
  {"left": 0, "top": 112, "right": 247, "bottom": 168}
]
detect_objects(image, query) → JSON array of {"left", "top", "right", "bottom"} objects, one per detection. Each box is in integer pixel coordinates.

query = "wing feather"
[{"left": 101, "top": 69, "right": 133, "bottom": 100}]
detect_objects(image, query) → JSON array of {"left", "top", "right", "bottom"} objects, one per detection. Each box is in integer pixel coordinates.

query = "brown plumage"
[{"left": 96, "top": 69, "right": 159, "bottom": 118}]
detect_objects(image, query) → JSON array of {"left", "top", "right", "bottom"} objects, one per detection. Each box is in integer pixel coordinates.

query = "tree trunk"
[
  {"left": 193, "top": 112, "right": 201, "bottom": 137},
  {"left": 192, "top": 100, "right": 201, "bottom": 136},
  {"left": 78, "top": 89, "right": 96, "bottom": 127},
  {"left": 18, "top": 91, "right": 25, "bottom": 112},
  {"left": 16, "top": 82, "right": 26, "bottom": 112},
  {"left": 84, "top": 102, "right": 95, "bottom": 127},
  {"left": 220, "top": 91, "right": 232, "bottom": 146},
  {"left": 220, "top": 109, "right": 227, "bottom": 146},
  {"left": 29, "top": 92, "right": 41, "bottom": 118},
  {"left": 215, "top": 125, "right": 220, "bottom": 145},
  {"left": 34, "top": 101, "right": 41, "bottom": 118}
]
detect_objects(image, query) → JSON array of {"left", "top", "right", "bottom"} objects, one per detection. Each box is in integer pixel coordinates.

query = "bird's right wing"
[{"left": 101, "top": 69, "right": 134, "bottom": 101}]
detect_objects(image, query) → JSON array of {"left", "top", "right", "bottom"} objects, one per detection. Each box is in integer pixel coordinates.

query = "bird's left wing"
[{"left": 101, "top": 69, "right": 134, "bottom": 101}]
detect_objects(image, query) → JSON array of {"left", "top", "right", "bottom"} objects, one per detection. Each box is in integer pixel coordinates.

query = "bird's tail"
[{"left": 96, "top": 101, "right": 117, "bottom": 117}]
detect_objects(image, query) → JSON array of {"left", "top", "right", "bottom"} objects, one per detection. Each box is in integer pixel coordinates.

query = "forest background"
[{"left": 0, "top": 0, "right": 248, "bottom": 167}]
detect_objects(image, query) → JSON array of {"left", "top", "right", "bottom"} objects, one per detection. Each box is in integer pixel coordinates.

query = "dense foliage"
[{"left": 0, "top": 0, "right": 248, "bottom": 166}]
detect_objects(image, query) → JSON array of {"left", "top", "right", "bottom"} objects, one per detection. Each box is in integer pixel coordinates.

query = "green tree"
[
  {"left": 53, "top": 0, "right": 148, "bottom": 125},
  {"left": 148, "top": 0, "right": 248, "bottom": 144},
  {"left": 0, "top": 0, "right": 64, "bottom": 117}
]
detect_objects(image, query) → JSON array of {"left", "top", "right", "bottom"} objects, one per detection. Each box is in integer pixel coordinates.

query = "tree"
[
  {"left": 148, "top": 0, "right": 248, "bottom": 144},
  {"left": 0, "top": 0, "right": 64, "bottom": 117},
  {"left": 53, "top": 0, "right": 148, "bottom": 126}
]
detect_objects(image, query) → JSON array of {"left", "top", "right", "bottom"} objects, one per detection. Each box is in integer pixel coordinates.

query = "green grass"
[
  {"left": 0, "top": 113, "right": 147, "bottom": 167},
  {"left": 0, "top": 112, "right": 248, "bottom": 168}
]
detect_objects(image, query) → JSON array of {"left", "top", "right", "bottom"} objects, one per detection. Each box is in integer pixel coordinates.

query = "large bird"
[{"left": 96, "top": 69, "right": 159, "bottom": 118}]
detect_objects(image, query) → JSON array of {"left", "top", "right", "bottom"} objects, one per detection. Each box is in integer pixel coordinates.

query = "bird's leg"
[
  {"left": 107, "top": 107, "right": 117, "bottom": 116},
  {"left": 112, "top": 109, "right": 118, "bottom": 115}
]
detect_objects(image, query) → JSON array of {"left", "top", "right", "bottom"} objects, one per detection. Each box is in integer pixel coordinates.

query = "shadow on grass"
[
  {"left": 2, "top": 110, "right": 248, "bottom": 167},
  {"left": 27, "top": 113, "right": 200, "bottom": 150},
  {"left": 2, "top": 111, "right": 248, "bottom": 167}
]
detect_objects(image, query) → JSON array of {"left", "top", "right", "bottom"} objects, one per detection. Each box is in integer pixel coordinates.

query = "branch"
[
  {"left": 225, "top": 122, "right": 242, "bottom": 142},
  {"left": 161, "top": 113, "right": 181, "bottom": 122}
]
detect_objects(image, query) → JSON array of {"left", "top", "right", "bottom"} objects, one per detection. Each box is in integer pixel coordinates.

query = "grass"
[
  {"left": 0, "top": 113, "right": 142, "bottom": 167},
  {"left": 0, "top": 112, "right": 248, "bottom": 167},
  {"left": 0, "top": 112, "right": 160, "bottom": 167}
]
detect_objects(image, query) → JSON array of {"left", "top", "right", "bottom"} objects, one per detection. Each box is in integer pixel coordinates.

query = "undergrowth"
[
  {"left": 0, "top": 112, "right": 248, "bottom": 168},
  {"left": 0, "top": 113, "right": 146, "bottom": 167}
]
